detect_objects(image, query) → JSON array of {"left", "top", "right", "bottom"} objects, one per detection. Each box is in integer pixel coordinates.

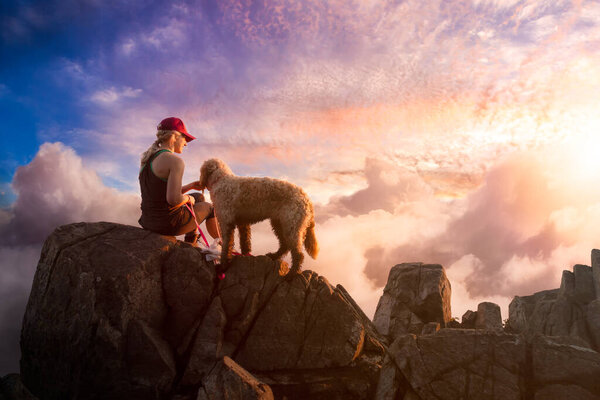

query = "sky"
[{"left": 2, "top": 0, "right": 600, "bottom": 375}]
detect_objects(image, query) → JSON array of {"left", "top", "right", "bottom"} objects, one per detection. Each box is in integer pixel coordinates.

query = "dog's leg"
[
  {"left": 220, "top": 223, "right": 235, "bottom": 271},
  {"left": 266, "top": 219, "right": 288, "bottom": 260},
  {"left": 290, "top": 241, "right": 304, "bottom": 274},
  {"left": 238, "top": 224, "right": 251, "bottom": 255}
]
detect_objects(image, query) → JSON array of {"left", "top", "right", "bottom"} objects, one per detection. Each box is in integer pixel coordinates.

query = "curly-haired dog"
[{"left": 199, "top": 158, "right": 318, "bottom": 274}]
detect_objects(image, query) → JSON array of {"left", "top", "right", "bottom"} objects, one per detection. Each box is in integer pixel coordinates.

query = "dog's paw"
[{"left": 284, "top": 267, "right": 304, "bottom": 282}]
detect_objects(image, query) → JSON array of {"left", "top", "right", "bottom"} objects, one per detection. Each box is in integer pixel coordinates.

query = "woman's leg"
[
  {"left": 175, "top": 201, "right": 220, "bottom": 240},
  {"left": 194, "top": 202, "right": 220, "bottom": 239},
  {"left": 205, "top": 215, "right": 220, "bottom": 239}
]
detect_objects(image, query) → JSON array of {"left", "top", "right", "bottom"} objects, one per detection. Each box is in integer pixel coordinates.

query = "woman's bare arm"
[{"left": 166, "top": 156, "right": 190, "bottom": 206}]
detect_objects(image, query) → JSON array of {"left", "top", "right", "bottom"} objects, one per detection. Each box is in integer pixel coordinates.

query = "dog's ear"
[
  {"left": 198, "top": 161, "right": 210, "bottom": 190},
  {"left": 199, "top": 158, "right": 221, "bottom": 189}
]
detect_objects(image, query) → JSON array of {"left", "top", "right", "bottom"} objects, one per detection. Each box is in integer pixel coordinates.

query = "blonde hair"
[{"left": 140, "top": 130, "right": 178, "bottom": 166}]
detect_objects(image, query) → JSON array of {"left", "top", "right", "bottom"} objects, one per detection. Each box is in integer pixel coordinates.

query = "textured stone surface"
[
  {"left": 587, "top": 299, "right": 600, "bottom": 350},
  {"left": 20, "top": 223, "right": 207, "bottom": 399},
  {"left": 386, "top": 330, "right": 600, "bottom": 400},
  {"left": 374, "top": 337, "right": 405, "bottom": 400},
  {"left": 0, "top": 374, "right": 38, "bottom": 400},
  {"left": 216, "top": 256, "right": 289, "bottom": 353},
  {"left": 573, "top": 264, "right": 595, "bottom": 303},
  {"left": 163, "top": 245, "right": 216, "bottom": 352},
  {"left": 234, "top": 270, "right": 382, "bottom": 371},
  {"left": 461, "top": 310, "right": 477, "bottom": 328},
  {"left": 197, "top": 357, "right": 273, "bottom": 400},
  {"left": 506, "top": 260, "right": 599, "bottom": 350},
  {"left": 20, "top": 222, "right": 385, "bottom": 399},
  {"left": 532, "top": 335, "right": 600, "bottom": 397},
  {"left": 558, "top": 270, "right": 575, "bottom": 298},
  {"left": 125, "top": 319, "right": 176, "bottom": 391},
  {"left": 389, "top": 330, "right": 525, "bottom": 400},
  {"left": 18, "top": 223, "right": 600, "bottom": 400},
  {"left": 593, "top": 249, "right": 600, "bottom": 300},
  {"left": 181, "top": 298, "right": 228, "bottom": 386},
  {"left": 373, "top": 263, "right": 451, "bottom": 339},
  {"left": 475, "top": 302, "right": 502, "bottom": 331},
  {"left": 421, "top": 322, "right": 440, "bottom": 335}
]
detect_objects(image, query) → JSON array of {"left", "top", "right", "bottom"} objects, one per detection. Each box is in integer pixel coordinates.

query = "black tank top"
[{"left": 138, "top": 150, "right": 191, "bottom": 234}]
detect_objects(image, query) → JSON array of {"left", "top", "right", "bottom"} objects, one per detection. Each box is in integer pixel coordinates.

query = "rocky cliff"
[{"left": 2, "top": 222, "right": 600, "bottom": 399}]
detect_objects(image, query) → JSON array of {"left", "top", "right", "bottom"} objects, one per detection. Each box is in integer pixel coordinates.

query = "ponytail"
[{"left": 140, "top": 130, "right": 177, "bottom": 166}]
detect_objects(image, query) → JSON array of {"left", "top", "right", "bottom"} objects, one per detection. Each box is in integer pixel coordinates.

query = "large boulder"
[
  {"left": 20, "top": 222, "right": 386, "bottom": 399},
  {"left": 20, "top": 222, "right": 191, "bottom": 399},
  {"left": 373, "top": 263, "right": 452, "bottom": 339}
]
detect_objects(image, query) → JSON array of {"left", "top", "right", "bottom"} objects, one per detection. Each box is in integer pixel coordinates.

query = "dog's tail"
[{"left": 304, "top": 217, "right": 319, "bottom": 259}]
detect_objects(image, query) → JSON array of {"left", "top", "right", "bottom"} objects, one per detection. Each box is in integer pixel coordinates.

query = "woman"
[{"left": 138, "top": 117, "right": 219, "bottom": 242}]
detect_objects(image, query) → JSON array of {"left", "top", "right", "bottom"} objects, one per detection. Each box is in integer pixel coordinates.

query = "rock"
[
  {"left": 573, "top": 264, "right": 595, "bottom": 303},
  {"left": 20, "top": 222, "right": 385, "bottom": 399},
  {"left": 125, "top": 320, "right": 176, "bottom": 391},
  {"left": 213, "top": 263, "right": 385, "bottom": 398},
  {"left": 592, "top": 249, "right": 600, "bottom": 300},
  {"left": 534, "top": 385, "right": 598, "bottom": 400},
  {"left": 163, "top": 245, "right": 216, "bottom": 352},
  {"left": 421, "top": 322, "right": 440, "bottom": 335},
  {"left": 197, "top": 356, "right": 273, "bottom": 400},
  {"left": 385, "top": 329, "right": 600, "bottom": 399},
  {"left": 181, "top": 297, "right": 227, "bottom": 386},
  {"left": 475, "top": 302, "right": 502, "bottom": 331},
  {"left": 235, "top": 271, "right": 365, "bottom": 370},
  {"left": 18, "top": 223, "right": 600, "bottom": 399},
  {"left": 20, "top": 222, "right": 209, "bottom": 399},
  {"left": 214, "top": 256, "right": 289, "bottom": 353},
  {"left": 389, "top": 330, "right": 525, "bottom": 400},
  {"left": 374, "top": 339, "right": 405, "bottom": 400},
  {"left": 587, "top": 299, "right": 600, "bottom": 350},
  {"left": 373, "top": 263, "right": 451, "bottom": 339},
  {"left": 506, "top": 260, "right": 599, "bottom": 350},
  {"left": 446, "top": 319, "right": 461, "bottom": 329},
  {"left": 0, "top": 374, "right": 38, "bottom": 400},
  {"left": 558, "top": 270, "right": 575, "bottom": 298},
  {"left": 232, "top": 271, "right": 385, "bottom": 397},
  {"left": 461, "top": 310, "right": 477, "bottom": 329},
  {"left": 532, "top": 335, "right": 600, "bottom": 398}
]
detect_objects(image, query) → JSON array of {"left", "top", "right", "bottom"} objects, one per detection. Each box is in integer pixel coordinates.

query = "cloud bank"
[{"left": 0, "top": 143, "right": 140, "bottom": 375}]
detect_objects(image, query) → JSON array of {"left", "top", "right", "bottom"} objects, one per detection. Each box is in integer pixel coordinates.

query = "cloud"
[
  {"left": 316, "top": 158, "right": 435, "bottom": 221},
  {"left": 0, "top": 245, "right": 42, "bottom": 376},
  {"left": 357, "top": 148, "right": 600, "bottom": 316},
  {"left": 90, "top": 86, "right": 143, "bottom": 104},
  {"left": 0, "top": 142, "right": 143, "bottom": 375},
  {"left": 1, "top": 142, "right": 140, "bottom": 245}
]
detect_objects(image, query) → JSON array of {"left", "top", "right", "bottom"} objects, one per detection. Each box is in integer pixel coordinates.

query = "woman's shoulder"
[
  {"left": 155, "top": 150, "right": 184, "bottom": 170},
  {"left": 154, "top": 150, "right": 182, "bottom": 162}
]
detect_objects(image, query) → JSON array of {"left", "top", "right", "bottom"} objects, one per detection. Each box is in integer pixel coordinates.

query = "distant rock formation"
[
  {"left": 4, "top": 222, "right": 600, "bottom": 399},
  {"left": 506, "top": 251, "right": 600, "bottom": 352},
  {"left": 373, "top": 263, "right": 452, "bottom": 337}
]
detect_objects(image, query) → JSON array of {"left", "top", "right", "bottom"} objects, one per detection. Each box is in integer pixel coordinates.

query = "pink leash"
[
  {"left": 185, "top": 203, "right": 210, "bottom": 247},
  {"left": 185, "top": 202, "right": 225, "bottom": 280}
]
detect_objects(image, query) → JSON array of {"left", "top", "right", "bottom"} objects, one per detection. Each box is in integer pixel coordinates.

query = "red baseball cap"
[{"left": 157, "top": 117, "right": 196, "bottom": 142}]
